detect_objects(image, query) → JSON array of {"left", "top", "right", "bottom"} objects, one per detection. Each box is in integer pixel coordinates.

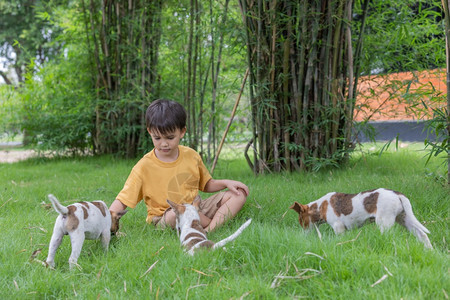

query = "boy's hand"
[{"left": 229, "top": 181, "right": 249, "bottom": 197}]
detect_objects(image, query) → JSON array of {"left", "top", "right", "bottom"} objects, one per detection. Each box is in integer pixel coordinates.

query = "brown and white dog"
[
  {"left": 290, "top": 188, "right": 432, "bottom": 249},
  {"left": 46, "top": 194, "right": 127, "bottom": 269},
  {"left": 167, "top": 196, "right": 252, "bottom": 255}
]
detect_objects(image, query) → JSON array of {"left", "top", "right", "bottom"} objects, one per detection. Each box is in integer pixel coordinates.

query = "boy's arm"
[
  {"left": 203, "top": 179, "right": 249, "bottom": 196},
  {"left": 110, "top": 199, "right": 128, "bottom": 212}
]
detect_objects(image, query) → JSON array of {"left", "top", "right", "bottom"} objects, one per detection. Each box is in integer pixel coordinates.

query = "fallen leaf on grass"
[
  {"left": 115, "top": 232, "right": 127, "bottom": 238},
  {"left": 40, "top": 201, "right": 52, "bottom": 210},
  {"left": 30, "top": 248, "right": 42, "bottom": 261}
]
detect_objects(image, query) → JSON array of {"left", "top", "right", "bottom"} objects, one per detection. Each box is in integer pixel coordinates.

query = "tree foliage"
[
  {"left": 355, "top": 0, "right": 444, "bottom": 75},
  {"left": 0, "top": 0, "right": 447, "bottom": 178},
  {"left": 0, "top": 0, "right": 66, "bottom": 84}
]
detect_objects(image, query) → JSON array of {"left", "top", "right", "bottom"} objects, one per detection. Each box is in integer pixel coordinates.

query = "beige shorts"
[{"left": 152, "top": 192, "right": 225, "bottom": 227}]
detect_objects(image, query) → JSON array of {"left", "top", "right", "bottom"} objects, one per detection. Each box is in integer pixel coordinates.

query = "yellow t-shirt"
[{"left": 116, "top": 145, "right": 212, "bottom": 223}]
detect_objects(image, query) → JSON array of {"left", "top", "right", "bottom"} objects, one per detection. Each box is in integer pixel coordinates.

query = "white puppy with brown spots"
[
  {"left": 167, "top": 196, "right": 252, "bottom": 255},
  {"left": 46, "top": 194, "right": 127, "bottom": 269},
  {"left": 290, "top": 188, "right": 432, "bottom": 249}
]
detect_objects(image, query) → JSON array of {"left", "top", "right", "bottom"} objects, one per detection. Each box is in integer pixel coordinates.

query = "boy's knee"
[
  {"left": 159, "top": 210, "right": 176, "bottom": 229},
  {"left": 222, "top": 191, "right": 247, "bottom": 209}
]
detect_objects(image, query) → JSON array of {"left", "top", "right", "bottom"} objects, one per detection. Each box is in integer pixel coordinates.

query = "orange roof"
[{"left": 354, "top": 69, "right": 447, "bottom": 121}]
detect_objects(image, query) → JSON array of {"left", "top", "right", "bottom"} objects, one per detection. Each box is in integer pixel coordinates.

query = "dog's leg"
[
  {"left": 375, "top": 214, "right": 396, "bottom": 233},
  {"left": 46, "top": 225, "right": 64, "bottom": 268},
  {"left": 332, "top": 221, "right": 346, "bottom": 234},
  {"left": 100, "top": 228, "right": 111, "bottom": 251},
  {"left": 68, "top": 231, "right": 85, "bottom": 269}
]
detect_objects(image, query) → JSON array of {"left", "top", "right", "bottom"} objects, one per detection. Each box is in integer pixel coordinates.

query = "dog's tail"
[
  {"left": 213, "top": 219, "right": 252, "bottom": 250},
  {"left": 48, "top": 194, "right": 69, "bottom": 215},
  {"left": 398, "top": 195, "right": 433, "bottom": 249}
]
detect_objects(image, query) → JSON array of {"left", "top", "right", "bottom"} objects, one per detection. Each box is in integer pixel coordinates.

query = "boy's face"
[{"left": 148, "top": 127, "right": 186, "bottom": 162}]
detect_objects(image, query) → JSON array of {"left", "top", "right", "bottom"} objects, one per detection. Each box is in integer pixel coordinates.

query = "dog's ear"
[
  {"left": 289, "top": 201, "right": 304, "bottom": 214},
  {"left": 167, "top": 199, "right": 185, "bottom": 215},
  {"left": 167, "top": 199, "right": 177, "bottom": 210}
]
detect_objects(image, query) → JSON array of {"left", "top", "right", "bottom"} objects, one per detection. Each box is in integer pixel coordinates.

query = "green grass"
[{"left": 0, "top": 146, "right": 448, "bottom": 299}]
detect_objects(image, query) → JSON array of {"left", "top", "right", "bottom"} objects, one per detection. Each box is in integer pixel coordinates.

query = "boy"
[{"left": 109, "top": 99, "right": 249, "bottom": 232}]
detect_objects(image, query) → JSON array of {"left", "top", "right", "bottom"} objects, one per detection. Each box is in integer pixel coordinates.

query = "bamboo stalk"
[
  {"left": 210, "top": 68, "right": 249, "bottom": 174},
  {"left": 238, "top": 0, "right": 258, "bottom": 173},
  {"left": 344, "top": 0, "right": 354, "bottom": 148},
  {"left": 330, "top": 0, "right": 345, "bottom": 154}
]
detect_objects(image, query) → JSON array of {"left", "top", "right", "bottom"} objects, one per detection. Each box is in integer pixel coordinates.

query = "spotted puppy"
[
  {"left": 290, "top": 188, "right": 432, "bottom": 249},
  {"left": 46, "top": 194, "right": 127, "bottom": 269},
  {"left": 167, "top": 196, "right": 252, "bottom": 255}
]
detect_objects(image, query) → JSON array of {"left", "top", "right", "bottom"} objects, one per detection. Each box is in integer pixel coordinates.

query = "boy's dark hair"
[{"left": 146, "top": 99, "right": 187, "bottom": 134}]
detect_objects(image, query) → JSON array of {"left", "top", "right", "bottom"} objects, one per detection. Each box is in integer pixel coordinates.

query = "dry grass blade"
[
  {"left": 371, "top": 274, "right": 388, "bottom": 287},
  {"left": 191, "top": 268, "right": 212, "bottom": 277},
  {"left": 72, "top": 283, "right": 77, "bottom": 296},
  {"left": 380, "top": 261, "right": 393, "bottom": 277},
  {"left": 270, "top": 271, "right": 284, "bottom": 288},
  {"left": 1, "top": 197, "right": 13, "bottom": 209},
  {"left": 239, "top": 290, "right": 253, "bottom": 299},
  {"left": 274, "top": 274, "right": 321, "bottom": 280},
  {"left": 97, "top": 266, "right": 104, "bottom": 280},
  {"left": 304, "top": 252, "right": 325, "bottom": 260},
  {"left": 271, "top": 270, "right": 322, "bottom": 288},
  {"left": 33, "top": 259, "right": 47, "bottom": 267},
  {"left": 154, "top": 246, "right": 164, "bottom": 256},
  {"left": 140, "top": 260, "right": 159, "bottom": 278},
  {"left": 336, "top": 230, "right": 362, "bottom": 246},
  {"left": 313, "top": 223, "right": 322, "bottom": 241},
  {"left": 185, "top": 284, "right": 207, "bottom": 300}
]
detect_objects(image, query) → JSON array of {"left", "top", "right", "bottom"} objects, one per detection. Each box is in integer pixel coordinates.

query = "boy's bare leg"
[
  {"left": 158, "top": 210, "right": 177, "bottom": 229},
  {"left": 204, "top": 190, "right": 247, "bottom": 232}
]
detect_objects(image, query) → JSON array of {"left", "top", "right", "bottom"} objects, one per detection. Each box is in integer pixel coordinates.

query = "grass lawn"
[{"left": 0, "top": 144, "right": 448, "bottom": 299}]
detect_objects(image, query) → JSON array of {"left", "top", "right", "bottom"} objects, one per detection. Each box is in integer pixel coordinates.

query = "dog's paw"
[
  {"left": 45, "top": 260, "right": 55, "bottom": 269},
  {"left": 69, "top": 262, "right": 83, "bottom": 271}
]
